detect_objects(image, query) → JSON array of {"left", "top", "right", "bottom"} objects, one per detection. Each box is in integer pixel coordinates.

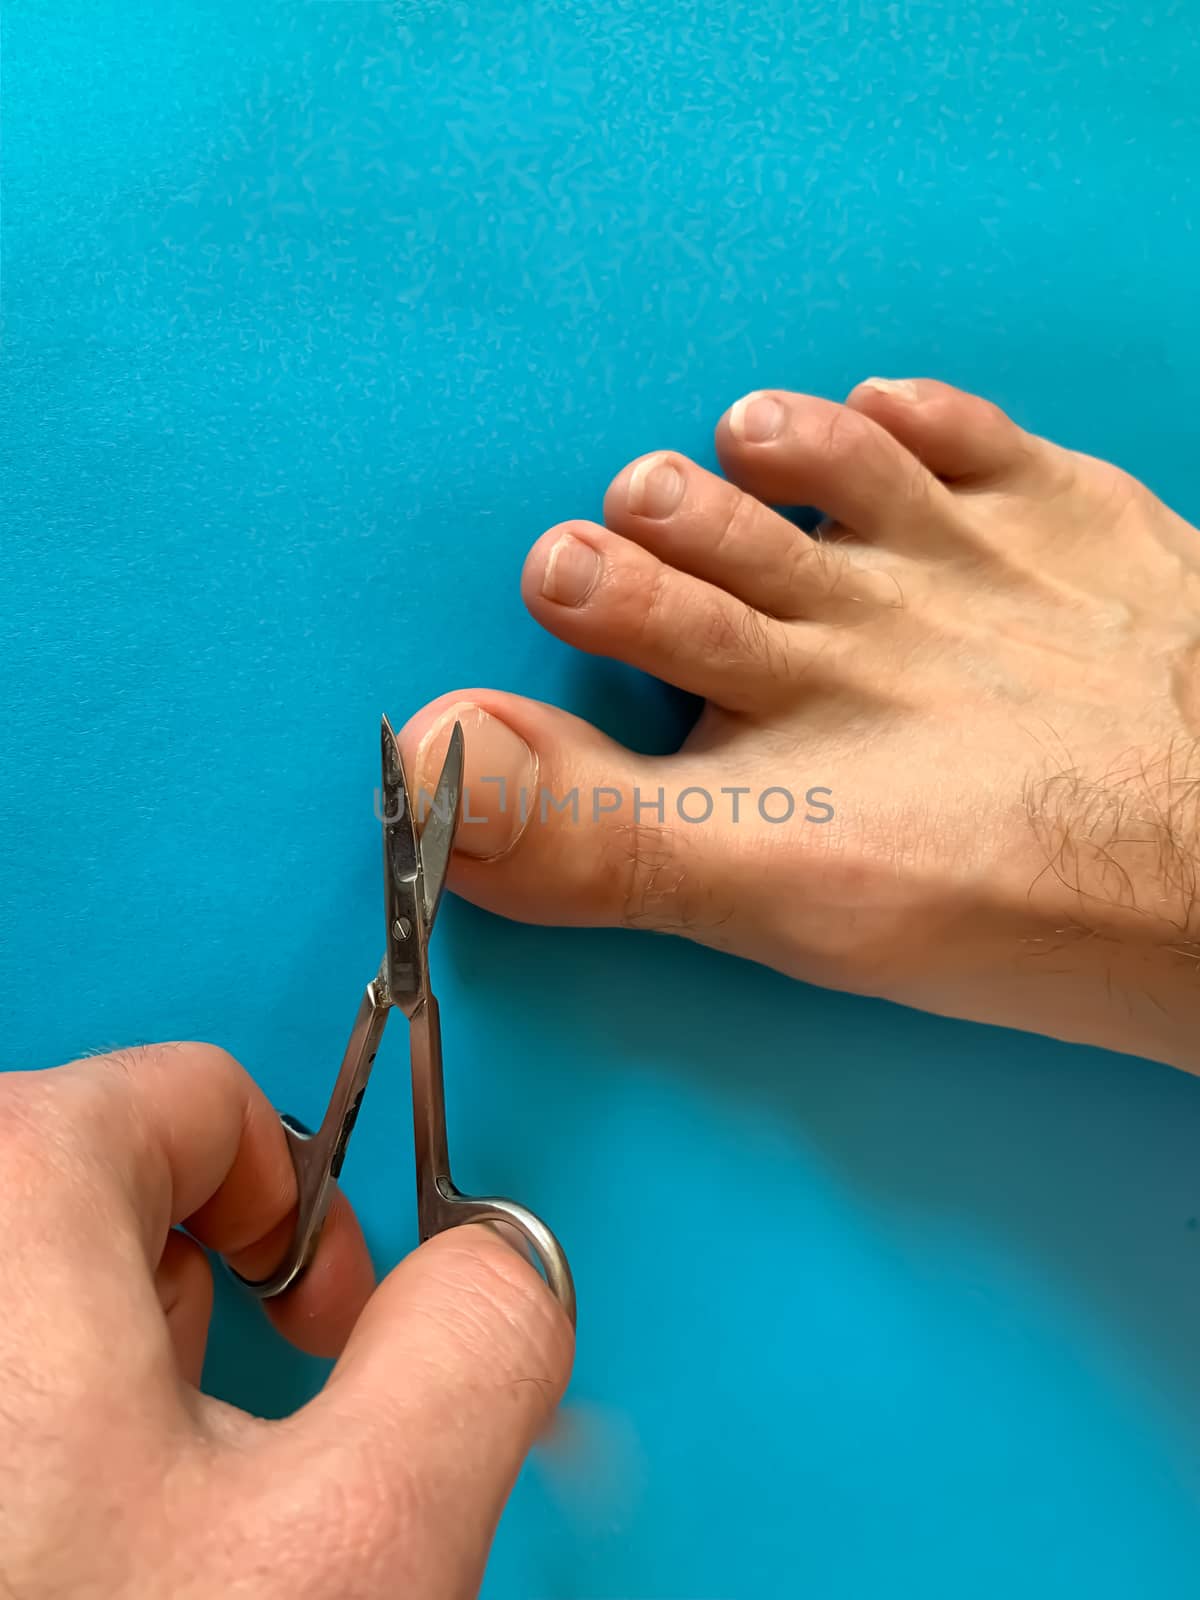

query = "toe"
[
  {"left": 522, "top": 520, "right": 821, "bottom": 713},
  {"left": 602, "top": 450, "right": 846, "bottom": 617},
  {"left": 715, "top": 389, "right": 955, "bottom": 546},
  {"left": 398, "top": 692, "right": 739, "bottom": 936},
  {"left": 845, "top": 377, "right": 1048, "bottom": 484}
]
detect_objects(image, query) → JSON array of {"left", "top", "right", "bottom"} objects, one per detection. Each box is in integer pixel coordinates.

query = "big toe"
[{"left": 397, "top": 692, "right": 739, "bottom": 936}]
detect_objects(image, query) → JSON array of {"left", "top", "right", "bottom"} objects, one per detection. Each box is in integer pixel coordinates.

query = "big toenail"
[
  {"left": 627, "top": 454, "right": 685, "bottom": 518},
  {"left": 542, "top": 532, "right": 602, "bottom": 607},
  {"left": 729, "top": 392, "right": 784, "bottom": 443},
  {"left": 861, "top": 377, "right": 920, "bottom": 401},
  {"left": 415, "top": 704, "right": 538, "bottom": 860}
]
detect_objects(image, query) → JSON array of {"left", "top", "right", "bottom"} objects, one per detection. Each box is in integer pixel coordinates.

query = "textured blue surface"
[{"left": 5, "top": 3, "right": 1200, "bottom": 1594}]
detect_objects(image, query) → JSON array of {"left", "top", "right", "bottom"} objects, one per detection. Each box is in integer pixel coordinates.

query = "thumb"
[{"left": 284, "top": 1225, "right": 574, "bottom": 1598}]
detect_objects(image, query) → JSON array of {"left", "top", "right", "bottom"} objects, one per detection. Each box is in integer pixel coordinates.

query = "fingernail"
[
  {"left": 728, "top": 391, "right": 784, "bottom": 443},
  {"left": 541, "top": 533, "right": 602, "bottom": 607},
  {"left": 626, "top": 454, "right": 685, "bottom": 518},
  {"left": 860, "top": 377, "right": 920, "bottom": 401},
  {"left": 415, "top": 704, "right": 538, "bottom": 860}
]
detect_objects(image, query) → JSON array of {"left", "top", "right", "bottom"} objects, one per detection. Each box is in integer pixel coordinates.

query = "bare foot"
[{"left": 401, "top": 379, "right": 1200, "bottom": 1073}]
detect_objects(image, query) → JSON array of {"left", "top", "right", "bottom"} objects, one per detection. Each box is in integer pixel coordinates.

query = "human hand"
[{"left": 0, "top": 1043, "right": 573, "bottom": 1598}]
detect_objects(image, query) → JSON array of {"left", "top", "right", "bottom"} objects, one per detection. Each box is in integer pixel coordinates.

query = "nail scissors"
[{"left": 236, "top": 715, "right": 576, "bottom": 1326}]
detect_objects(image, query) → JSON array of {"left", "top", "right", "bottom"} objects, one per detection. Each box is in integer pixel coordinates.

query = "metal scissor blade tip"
[
  {"left": 419, "top": 720, "right": 464, "bottom": 926},
  {"left": 380, "top": 714, "right": 409, "bottom": 797},
  {"left": 380, "top": 711, "right": 417, "bottom": 877},
  {"left": 441, "top": 721, "right": 464, "bottom": 795}
]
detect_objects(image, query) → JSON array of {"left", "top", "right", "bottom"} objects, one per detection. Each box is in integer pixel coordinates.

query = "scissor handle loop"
[{"left": 425, "top": 1184, "right": 577, "bottom": 1329}]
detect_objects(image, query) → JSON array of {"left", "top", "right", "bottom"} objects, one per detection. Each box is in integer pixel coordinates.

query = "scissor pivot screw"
[{"left": 393, "top": 917, "right": 412, "bottom": 940}]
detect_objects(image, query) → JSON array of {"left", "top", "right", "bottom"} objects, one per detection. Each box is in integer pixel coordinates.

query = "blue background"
[{"left": 4, "top": 2, "right": 1200, "bottom": 1594}]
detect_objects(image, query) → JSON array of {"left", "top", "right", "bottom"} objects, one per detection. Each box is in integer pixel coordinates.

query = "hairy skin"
[{"left": 399, "top": 379, "right": 1200, "bottom": 1074}]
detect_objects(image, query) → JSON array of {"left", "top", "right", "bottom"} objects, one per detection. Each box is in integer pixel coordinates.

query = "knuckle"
[
  {"left": 633, "top": 559, "right": 673, "bottom": 647},
  {"left": 688, "top": 589, "right": 762, "bottom": 669},
  {"left": 817, "top": 402, "right": 871, "bottom": 465},
  {"left": 86, "top": 1039, "right": 238, "bottom": 1096},
  {"left": 615, "top": 817, "right": 684, "bottom": 932},
  {"left": 709, "top": 485, "right": 756, "bottom": 562},
  {"left": 734, "top": 604, "right": 773, "bottom": 664},
  {"left": 612, "top": 816, "right": 736, "bottom": 937},
  {"left": 95, "top": 1040, "right": 245, "bottom": 1122},
  {"left": 786, "top": 530, "right": 837, "bottom": 605},
  {"left": 151, "top": 1039, "right": 242, "bottom": 1079},
  {"left": 693, "top": 596, "right": 741, "bottom": 659}
]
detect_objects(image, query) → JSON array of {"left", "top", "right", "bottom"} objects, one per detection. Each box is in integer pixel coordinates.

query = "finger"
[
  {"left": 155, "top": 1229, "right": 214, "bottom": 1386},
  {"left": 35, "top": 1044, "right": 375, "bottom": 1359},
  {"left": 279, "top": 1226, "right": 573, "bottom": 1598},
  {"left": 245, "top": 1191, "right": 377, "bottom": 1361}
]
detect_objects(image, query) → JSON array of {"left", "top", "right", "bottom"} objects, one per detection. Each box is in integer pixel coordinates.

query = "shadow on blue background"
[{"left": 4, "top": 3, "right": 1200, "bottom": 1595}]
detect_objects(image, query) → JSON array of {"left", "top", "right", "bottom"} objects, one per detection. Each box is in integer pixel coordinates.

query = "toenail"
[
  {"left": 729, "top": 392, "right": 784, "bottom": 443},
  {"left": 415, "top": 704, "right": 538, "bottom": 860},
  {"left": 626, "top": 454, "right": 685, "bottom": 518},
  {"left": 541, "top": 532, "right": 602, "bottom": 607},
  {"left": 859, "top": 377, "right": 920, "bottom": 401}
]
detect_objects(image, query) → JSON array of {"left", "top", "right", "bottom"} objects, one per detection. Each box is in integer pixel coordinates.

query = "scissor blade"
[
  {"left": 419, "top": 720, "right": 463, "bottom": 927},
  {"left": 381, "top": 715, "right": 421, "bottom": 1004},
  {"left": 380, "top": 715, "right": 419, "bottom": 879}
]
